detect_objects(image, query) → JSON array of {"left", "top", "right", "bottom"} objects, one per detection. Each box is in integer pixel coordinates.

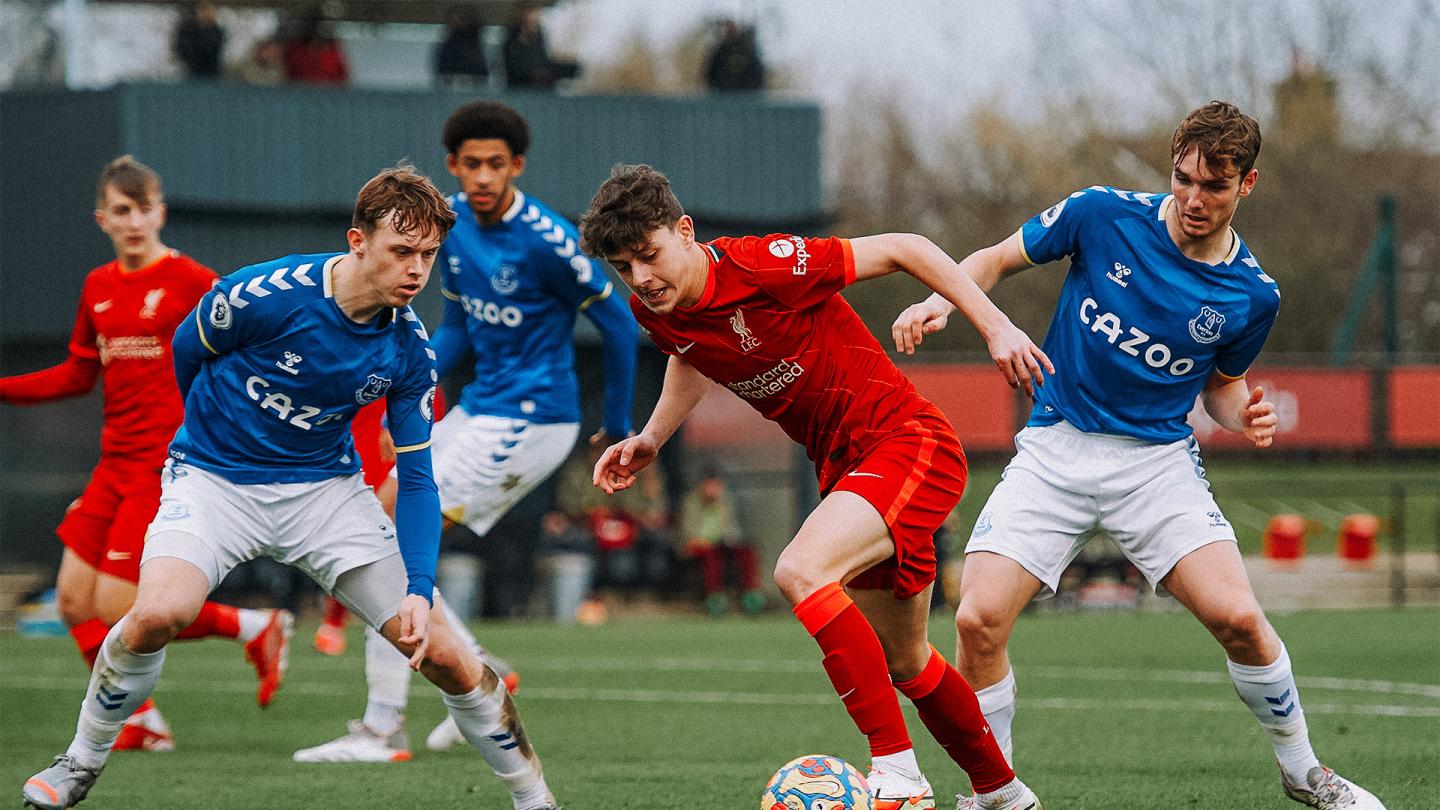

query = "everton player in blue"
[
  {"left": 23, "top": 166, "right": 560, "bottom": 810},
  {"left": 892, "top": 102, "right": 1383, "bottom": 810},
  {"left": 295, "top": 101, "right": 637, "bottom": 762}
]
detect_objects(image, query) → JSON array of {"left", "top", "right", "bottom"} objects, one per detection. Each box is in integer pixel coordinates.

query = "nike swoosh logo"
[
  {"left": 838, "top": 688, "right": 856, "bottom": 699},
  {"left": 94, "top": 300, "right": 113, "bottom": 313},
  {"left": 105, "top": 551, "right": 132, "bottom": 560},
  {"left": 676, "top": 342, "right": 696, "bottom": 354},
  {"left": 847, "top": 471, "right": 882, "bottom": 478}
]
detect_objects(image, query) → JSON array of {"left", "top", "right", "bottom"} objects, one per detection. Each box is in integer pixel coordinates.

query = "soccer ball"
[{"left": 761, "top": 754, "right": 874, "bottom": 810}]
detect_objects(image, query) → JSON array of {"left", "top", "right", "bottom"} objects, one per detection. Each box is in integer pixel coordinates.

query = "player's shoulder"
[
  {"left": 710, "top": 234, "right": 807, "bottom": 271},
  {"left": 166, "top": 252, "right": 220, "bottom": 291},
  {"left": 1231, "top": 238, "right": 1281, "bottom": 310},
  {"left": 394, "top": 305, "right": 432, "bottom": 345},
  {"left": 219, "top": 252, "right": 334, "bottom": 315},
  {"left": 1067, "top": 185, "right": 1168, "bottom": 220}
]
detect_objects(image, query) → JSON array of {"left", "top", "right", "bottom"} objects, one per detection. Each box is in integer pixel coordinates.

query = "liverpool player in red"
[
  {"left": 0, "top": 156, "right": 292, "bottom": 751},
  {"left": 582, "top": 165, "right": 1051, "bottom": 810}
]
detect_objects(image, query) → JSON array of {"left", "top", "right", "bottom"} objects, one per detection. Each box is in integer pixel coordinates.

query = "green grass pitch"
[{"left": 3, "top": 608, "right": 1437, "bottom": 808}]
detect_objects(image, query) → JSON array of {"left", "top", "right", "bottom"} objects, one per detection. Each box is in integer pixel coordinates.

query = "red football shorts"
[
  {"left": 832, "top": 405, "right": 967, "bottom": 600},
  {"left": 56, "top": 455, "right": 164, "bottom": 582}
]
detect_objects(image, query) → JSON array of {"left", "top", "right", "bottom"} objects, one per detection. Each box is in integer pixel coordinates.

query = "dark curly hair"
[
  {"left": 441, "top": 101, "right": 530, "bottom": 157},
  {"left": 579, "top": 164, "right": 686, "bottom": 258}
]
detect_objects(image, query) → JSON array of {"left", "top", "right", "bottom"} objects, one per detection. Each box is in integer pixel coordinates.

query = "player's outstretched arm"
[
  {"left": 1202, "top": 373, "right": 1278, "bottom": 448},
  {"left": 853, "top": 233, "right": 1052, "bottom": 396},
  {"left": 0, "top": 355, "right": 100, "bottom": 404},
  {"left": 593, "top": 355, "right": 711, "bottom": 494},
  {"left": 583, "top": 287, "right": 639, "bottom": 444},
  {"left": 0, "top": 298, "right": 102, "bottom": 404},
  {"left": 889, "top": 231, "right": 1031, "bottom": 355}
]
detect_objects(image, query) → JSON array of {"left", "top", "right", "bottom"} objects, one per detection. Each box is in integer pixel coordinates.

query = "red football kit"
[
  {"left": 1, "top": 251, "right": 216, "bottom": 581},
  {"left": 630, "top": 234, "right": 968, "bottom": 599}
]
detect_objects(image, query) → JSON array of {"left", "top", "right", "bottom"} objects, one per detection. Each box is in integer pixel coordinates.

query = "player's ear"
[
  {"left": 347, "top": 227, "right": 366, "bottom": 256},
  {"left": 1238, "top": 168, "right": 1258, "bottom": 198},
  {"left": 511, "top": 154, "right": 526, "bottom": 179},
  {"left": 445, "top": 152, "right": 460, "bottom": 178},
  {"left": 156, "top": 201, "right": 168, "bottom": 229},
  {"left": 675, "top": 215, "right": 694, "bottom": 246}
]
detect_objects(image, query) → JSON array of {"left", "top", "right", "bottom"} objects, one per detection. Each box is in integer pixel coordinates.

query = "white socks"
[
  {"left": 236, "top": 609, "right": 272, "bottom": 643},
  {"left": 360, "top": 590, "right": 488, "bottom": 734},
  {"left": 1227, "top": 643, "right": 1319, "bottom": 785},
  {"left": 973, "top": 669, "right": 1017, "bottom": 766},
  {"left": 363, "top": 625, "right": 410, "bottom": 734},
  {"left": 66, "top": 619, "right": 165, "bottom": 770},
  {"left": 441, "top": 680, "right": 552, "bottom": 810},
  {"left": 871, "top": 747, "right": 924, "bottom": 781}
]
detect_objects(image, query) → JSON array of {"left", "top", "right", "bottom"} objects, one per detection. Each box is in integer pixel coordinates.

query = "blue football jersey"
[
  {"left": 1019, "top": 186, "right": 1280, "bottom": 443},
  {"left": 171, "top": 253, "right": 438, "bottom": 484},
  {"left": 437, "top": 190, "right": 634, "bottom": 427}
]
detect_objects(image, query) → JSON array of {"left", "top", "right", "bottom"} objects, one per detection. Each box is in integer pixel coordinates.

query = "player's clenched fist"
[
  {"left": 593, "top": 432, "right": 659, "bottom": 494},
  {"left": 1241, "top": 385, "right": 1278, "bottom": 448},
  {"left": 397, "top": 594, "right": 432, "bottom": 670},
  {"left": 891, "top": 295, "right": 952, "bottom": 355}
]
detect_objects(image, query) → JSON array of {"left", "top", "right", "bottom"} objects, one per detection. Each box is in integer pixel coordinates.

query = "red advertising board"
[
  {"left": 904, "top": 364, "right": 1020, "bottom": 451},
  {"left": 1388, "top": 366, "right": 1440, "bottom": 448},
  {"left": 684, "top": 364, "right": 1020, "bottom": 451},
  {"left": 684, "top": 364, "right": 1428, "bottom": 453},
  {"left": 1187, "top": 368, "right": 1372, "bottom": 450}
]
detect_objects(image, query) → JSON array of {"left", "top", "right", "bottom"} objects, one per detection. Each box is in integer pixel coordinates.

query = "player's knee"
[
  {"left": 123, "top": 606, "right": 183, "bottom": 649},
  {"left": 771, "top": 556, "right": 821, "bottom": 606},
  {"left": 1207, "top": 603, "right": 1269, "bottom": 651},
  {"left": 56, "top": 588, "right": 95, "bottom": 627},
  {"left": 954, "top": 600, "right": 1008, "bottom": 654},
  {"left": 885, "top": 640, "right": 932, "bottom": 682}
]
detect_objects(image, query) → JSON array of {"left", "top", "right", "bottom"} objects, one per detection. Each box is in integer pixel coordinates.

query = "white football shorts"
[
  {"left": 965, "top": 420, "right": 1236, "bottom": 598},
  {"left": 410, "top": 407, "right": 579, "bottom": 537},
  {"left": 142, "top": 459, "right": 407, "bottom": 629}
]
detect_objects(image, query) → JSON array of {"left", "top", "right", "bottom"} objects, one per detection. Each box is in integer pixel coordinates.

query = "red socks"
[
  {"left": 794, "top": 583, "right": 911, "bottom": 757},
  {"left": 321, "top": 595, "right": 350, "bottom": 629},
  {"left": 894, "top": 645, "right": 1015, "bottom": 794},
  {"left": 69, "top": 618, "right": 109, "bottom": 668},
  {"left": 174, "top": 601, "right": 241, "bottom": 640}
]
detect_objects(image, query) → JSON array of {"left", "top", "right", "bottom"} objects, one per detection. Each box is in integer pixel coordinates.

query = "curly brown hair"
[
  {"left": 352, "top": 162, "right": 457, "bottom": 239},
  {"left": 96, "top": 155, "right": 162, "bottom": 207},
  {"left": 1172, "top": 101, "right": 1262, "bottom": 177},
  {"left": 579, "top": 164, "right": 686, "bottom": 257}
]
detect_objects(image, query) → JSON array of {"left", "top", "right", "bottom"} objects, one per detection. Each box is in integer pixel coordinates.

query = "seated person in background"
[
  {"left": 554, "top": 444, "right": 672, "bottom": 597},
  {"left": 680, "top": 468, "right": 763, "bottom": 616}
]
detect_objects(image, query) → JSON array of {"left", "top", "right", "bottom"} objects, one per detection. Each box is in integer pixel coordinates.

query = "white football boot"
[
  {"left": 293, "top": 719, "right": 412, "bottom": 763},
  {"left": 1283, "top": 765, "right": 1386, "bottom": 809}
]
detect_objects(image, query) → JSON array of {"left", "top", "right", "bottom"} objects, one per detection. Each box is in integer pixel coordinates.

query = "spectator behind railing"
[
  {"left": 704, "top": 18, "right": 765, "bottom": 93},
  {"left": 173, "top": 1, "right": 226, "bottom": 79},
  {"left": 503, "top": 6, "right": 578, "bottom": 90},
  {"left": 230, "top": 39, "right": 286, "bottom": 86},
  {"left": 434, "top": 4, "right": 489, "bottom": 89},
  {"left": 280, "top": 10, "right": 348, "bottom": 85}
]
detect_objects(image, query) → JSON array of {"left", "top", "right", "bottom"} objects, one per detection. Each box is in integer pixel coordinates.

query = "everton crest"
[
  {"left": 354, "top": 373, "right": 392, "bottom": 405},
  {"left": 1188, "top": 306, "right": 1226, "bottom": 344}
]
